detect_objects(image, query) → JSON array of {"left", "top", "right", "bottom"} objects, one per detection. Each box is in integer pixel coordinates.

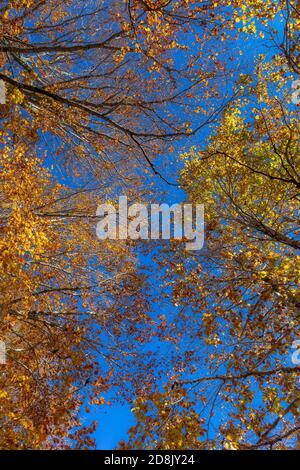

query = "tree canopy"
[{"left": 0, "top": 0, "right": 299, "bottom": 450}]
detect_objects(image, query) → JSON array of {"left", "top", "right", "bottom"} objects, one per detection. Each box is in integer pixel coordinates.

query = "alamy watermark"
[
  {"left": 292, "top": 80, "right": 300, "bottom": 105},
  {"left": 0, "top": 341, "right": 6, "bottom": 364},
  {"left": 96, "top": 196, "right": 204, "bottom": 251},
  {"left": 0, "top": 80, "right": 6, "bottom": 104},
  {"left": 291, "top": 340, "right": 300, "bottom": 366}
]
